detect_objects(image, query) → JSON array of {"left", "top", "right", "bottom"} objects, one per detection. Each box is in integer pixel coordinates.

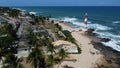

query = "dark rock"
[
  {"left": 91, "top": 41, "right": 120, "bottom": 65},
  {"left": 100, "top": 38, "right": 111, "bottom": 42},
  {"left": 86, "top": 28, "right": 95, "bottom": 36}
]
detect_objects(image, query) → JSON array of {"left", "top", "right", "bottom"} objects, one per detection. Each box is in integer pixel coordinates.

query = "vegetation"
[
  {"left": 47, "top": 42, "right": 56, "bottom": 55},
  {"left": 57, "top": 48, "right": 68, "bottom": 68},
  {"left": 8, "top": 9, "right": 21, "bottom": 17},
  {"left": 0, "top": 7, "right": 10, "bottom": 14},
  {"left": 0, "top": 23, "right": 17, "bottom": 38},
  {"left": 26, "top": 48, "right": 45, "bottom": 68},
  {"left": 54, "top": 23, "right": 62, "bottom": 31},
  {"left": 2, "top": 53, "right": 24, "bottom": 68},
  {"left": 62, "top": 30, "right": 77, "bottom": 45},
  {"left": 0, "top": 23, "right": 17, "bottom": 63},
  {"left": 0, "top": 22, "right": 20, "bottom": 68},
  {"left": 27, "top": 33, "right": 38, "bottom": 46},
  {"left": 77, "top": 46, "right": 81, "bottom": 54},
  {"left": 58, "top": 48, "right": 68, "bottom": 61},
  {"left": 46, "top": 55, "right": 55, "bottom": 68},
  {"left": 62, "top": 30, "right": 81, "bottom": 53},
  {"left": 0, "top": 7, "right": 80, "bottom": 68}
]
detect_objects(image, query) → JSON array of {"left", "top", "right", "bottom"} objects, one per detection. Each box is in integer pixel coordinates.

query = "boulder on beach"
[
  {"left": 85, "top": 28, "right": 96, "bottom": 36},
  {"left": 100, "top": 38, "right": 111, "bottom": 42}
]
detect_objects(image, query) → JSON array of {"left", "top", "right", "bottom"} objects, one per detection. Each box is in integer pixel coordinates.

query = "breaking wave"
[
  {"left": 29, "top": 12, "right": 37, "bottom": 15},
  {"left": 59, "top": 17, "right": 112, "bottom": 31},
  {"left": 88, "top": 24, "right": 112, "bottom": 30},
  {"left": 102, "top": 41, "right": 120, "bottom": 52},
  {"left": 112, "top": 21, "right": 120, "bottom": 24},
  {"left": 58, "top": 17, "right": 120, "bottom": 52}
]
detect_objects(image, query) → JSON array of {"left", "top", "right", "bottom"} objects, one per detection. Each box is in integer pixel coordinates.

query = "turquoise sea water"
[{"left": 16, "top": 6, "right": 120, "bottom": 52}]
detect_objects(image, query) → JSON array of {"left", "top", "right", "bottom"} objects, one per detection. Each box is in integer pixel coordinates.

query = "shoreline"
[
  {"left": 54, "top": 20, "right": 103, "bottom": 68},
  {"left": 1, "top": 7, "right": 120, "bottom": 68},
  {"left": 56, "top": 20, "right": 120, "bottom": 53},
  {"left": 55, "top": 20, "right": 120, "bottom": 68}
]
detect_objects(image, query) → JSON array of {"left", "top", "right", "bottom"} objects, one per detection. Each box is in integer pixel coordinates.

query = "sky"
[{"left": 0, "top": 0, "right": 120, "bottom": 6}]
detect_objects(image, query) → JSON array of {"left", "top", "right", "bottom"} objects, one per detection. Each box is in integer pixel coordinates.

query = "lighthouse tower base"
[{"left": 82, "top": 28, "right": 88, "bottom": 32}]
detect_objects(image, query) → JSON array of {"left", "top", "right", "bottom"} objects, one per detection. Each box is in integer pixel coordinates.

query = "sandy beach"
[{"left": 54, "top": 21, "right": 106, "bottom": 68}]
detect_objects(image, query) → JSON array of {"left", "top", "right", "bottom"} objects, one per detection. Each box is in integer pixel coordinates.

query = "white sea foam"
[
  {"left": 60, "top": 17, "right": 120, "bottom": 52},
  {"left": 60, "top": 17, "right": 84, "bottom": 26},
  {"left": 96, "top": 32, "right": 120, "bottom": 39},
  {"left": 61, "top": 17, "right": 77, "bottom": 21},
  {"left": 102, "top": 40, "right": 120, "bottom": 52},
  {"left": 29, "top": 12, "right": 36, "bottom": 15},
  {"left": 60, "top": 17, "right": 112, "bottom": 31},
  {"left": 88, "top": 21, "right": 91, "bottom": 24},
  {"left": 95, "top": 31, "right": 120, "bottom": 52},
  {"left": 112, "top": 21, "right": 120, "bottom": 24},
  {"left": 21, "top": 9, "right": 26, "bottom": 12},
  {"left": 50, "top": 18, "right": 59, "bottom": 20},
  {"left": 88, "top": 24, "right": 112, "bottom": 30}
]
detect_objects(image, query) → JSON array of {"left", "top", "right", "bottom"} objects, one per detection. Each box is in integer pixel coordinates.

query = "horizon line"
[{"left": 0, "top": 5, "right": 120, "bottom": 7}]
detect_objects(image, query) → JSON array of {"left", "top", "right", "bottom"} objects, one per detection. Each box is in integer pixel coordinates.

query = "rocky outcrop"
[
  {"left": 99, "top": 38, "right": 111, "bottom": 42},
  {"left": 91, "top": 41, "right": 120, "bottom": 66}
]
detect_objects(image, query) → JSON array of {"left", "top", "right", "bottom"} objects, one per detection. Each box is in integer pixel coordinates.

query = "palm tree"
[
  {"left": 0, "top": 48, "right": 3, "bottom": 61},
  {"left": 26, "top": 47, "right": 44, "bottom": 68},
  {"left": 39, "top": 16, "right": 45, "bottom": 25},
  {"left": 0, "top": 23, "right": 16, "bottom": 62},
  {"left": 27, "top": 34, "right": 39, "bottom": 47},
  {"left": 47, "top": 42, "right": 56, "bottom": 55},
  {"left": 0, "top": 33, "right": 15, "bottom": 62},
  {"left": 58, "top": 48, "right": 68, "bottom": 61},
  {"left": 8, "top": 9, "right": 21, "bottom": 17},
  {"left": 46, "top": 55, "right": 55, "bottom": 68},
  {"left": 2, "top": 53, "right": 24, "bottom": 68},
  {"left": 57, "top": 48, "right": 68, "bottom": 68}
]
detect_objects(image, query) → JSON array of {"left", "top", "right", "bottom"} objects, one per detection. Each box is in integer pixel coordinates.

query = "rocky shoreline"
[
  {"left": 89, "top": 34, "right": 120, "bottom": 67},
  {"left": 92, "top": 42, "right": 120, "bottom": 62},
  {"left": 82, "top": 29, "right": 120, "bottom": 67}
]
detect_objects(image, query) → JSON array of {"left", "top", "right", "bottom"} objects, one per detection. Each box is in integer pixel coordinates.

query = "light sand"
[
  {"left": 53, "top": 40, "right": 76, "bottom": 47},
  {"left": 55, "top": 21, "right": 80, "bottom": 32},
  {"left": 54, "top": 21, "right": 105, "bottom": 68},
  {"left": 21, "top": 58, "right": 32, "bottom": 68},
  {"left": 53, "top": 40, "right": 78, "bottom": 53}
]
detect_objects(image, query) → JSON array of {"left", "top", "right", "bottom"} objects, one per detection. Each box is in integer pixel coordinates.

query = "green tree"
[
  {"left": 57, "top": 48, "right": 68, "bottom": 68},
  {"left": 26, "top": 48, "right": 44, "bottom": 68},
  {"left": 46, "top": 55, "right": 55, "bottom": 68},
  {"left": 47, "top": 42, "right": 56, "bottom": 55},
  {"left": 0, "top": 23, "right": 16, "bottom": 62},
  {"left": 0, "top": 34, "right": 15, "bottom": 62},
  {"left": 8, "top": 9, "right": 21, "bottom": 17},
  {"left": 2, "top": 53, "right": 24, "bottom": 68},
  {"left": 54, "top": 23, "right": 62, "bottom": 31},
  {"left": 27, "top": 34, "right": 39, "bottom": 47},
  {"left": 58, "top": 48, "right": 67, "bottom": 61}
]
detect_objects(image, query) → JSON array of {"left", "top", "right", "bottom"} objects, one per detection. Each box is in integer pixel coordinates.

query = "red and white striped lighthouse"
[{"left": 84, "top": 13, "right": 88, "bottom": 28}]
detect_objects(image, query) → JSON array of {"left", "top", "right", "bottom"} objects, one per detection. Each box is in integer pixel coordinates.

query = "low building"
[{"left": 53, "top": 40, "right": 78, "bottom": 53}]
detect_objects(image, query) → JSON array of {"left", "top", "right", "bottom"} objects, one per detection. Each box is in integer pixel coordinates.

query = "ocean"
[{"left": 16, "top": 6, "right": 120, "bottom": 52}]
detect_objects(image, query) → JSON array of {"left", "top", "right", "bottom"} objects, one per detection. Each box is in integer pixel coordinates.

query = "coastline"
[
  {"left": 1, "top": 7, "right": 120, "bottom": 68},
  {"left": 55, "top": 20, "right": 120, "bottom": 68},
  {"left": 54, "top": 20, "right": 103, "bottom": 68}
]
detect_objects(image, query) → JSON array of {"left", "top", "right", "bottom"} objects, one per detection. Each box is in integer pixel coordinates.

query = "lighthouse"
[
  {"left": 84, "top": 13, "right": 88, "bottom": 28},
  {"left": 82, "top": 13, "right": 88, "bottom": 31}
]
